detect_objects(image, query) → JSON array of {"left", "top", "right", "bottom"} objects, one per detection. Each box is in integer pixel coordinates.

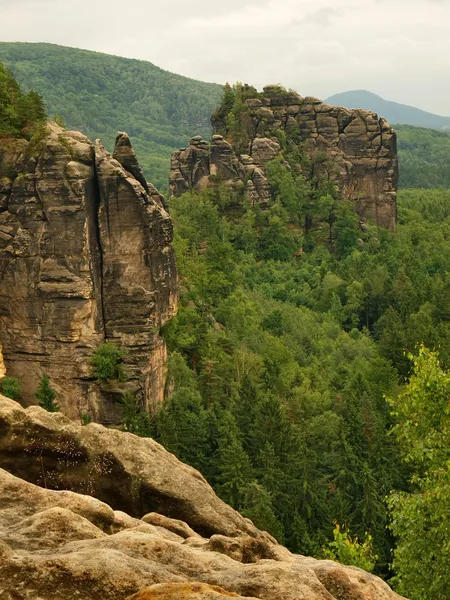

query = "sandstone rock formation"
[
  {"left": 169, "top": 85, "right": 398, "bottom": 229},
  {"left": 0, "top": 395, "right": 406, "bottom": 600},
  {"left": 170, "top": 134, "right": 271, "bottom": 207},
  {"left": 0, "top": 395, "right": 267, "bottom": 538},
  {"left": 0, "top": 125, "right": 177, "bottom": 420}
]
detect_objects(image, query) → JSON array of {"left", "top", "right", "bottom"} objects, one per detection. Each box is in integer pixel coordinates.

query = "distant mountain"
[
  {"left": 325, "top": 90, "right": 450, "bottom": 131},
  {"left": 0, "top": 42, "right": 222, "bottom": 189}
]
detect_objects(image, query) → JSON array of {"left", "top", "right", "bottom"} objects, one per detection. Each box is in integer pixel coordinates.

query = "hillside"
[
  {"left": 1, "top": 43, "right": 448, "bottom": 190},
  {"left": 396, "top": 124, "right": 450, "bottom": 188},
  {"left": 325, "top": 90, "right": 450, "bottom": 131},
  {"left": 0, "top": 42, "right": 222, "bottom": 189}
]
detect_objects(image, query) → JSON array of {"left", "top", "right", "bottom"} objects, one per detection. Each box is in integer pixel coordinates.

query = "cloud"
[
  {"left": 297, "top": 6, "right": 342, "bottom": 27},
  {"left": 0, "top": 0, "right": 449, "bottom": 115}
]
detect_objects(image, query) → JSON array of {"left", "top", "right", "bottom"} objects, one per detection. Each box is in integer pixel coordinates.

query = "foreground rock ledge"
[{"left": 0, "top": 396, "right": 406, "bottom": 600}]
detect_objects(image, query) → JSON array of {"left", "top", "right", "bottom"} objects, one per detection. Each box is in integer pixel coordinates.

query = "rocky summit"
[
  {"left": 0, "top": 124, "right": 178, "bottom": 420},
  {"left": 0, "top": 394, "right": 406, "bottom": 600},
  {"left": 170, "top": 85, "right": 398, "bottom": 230}
]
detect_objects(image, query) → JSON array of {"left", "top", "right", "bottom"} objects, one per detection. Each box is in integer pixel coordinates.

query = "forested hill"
[
  {"left": 396, "top": 124, "right": 450, "bottom": 188},
  {"left": 0, "top": 42, "right": 222, "bottom": 189},
  {"left": 2, "top": 42, "right": 449, "bottom": 190}
]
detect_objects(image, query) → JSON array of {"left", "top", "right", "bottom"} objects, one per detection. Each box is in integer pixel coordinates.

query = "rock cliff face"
[
  {"left": 0, "top": 124, "right": 177, "bottom": 420},
  {"left": 170, "top": 86, "right": 398, "bottom": 229},
  {"left": 0, "top": 395, "right": 407, "bottom": 600}
]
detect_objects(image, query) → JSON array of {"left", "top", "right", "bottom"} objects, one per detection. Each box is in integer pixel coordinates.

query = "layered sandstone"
[
  {"left": 170, "top": 85, "right": 398, "bottom": 229},
  {"left": 0, "top": 124, "right": 177, "bottom": 420},
  {"left": 0, "top": 395, "right": 406, "bottom": 600}
]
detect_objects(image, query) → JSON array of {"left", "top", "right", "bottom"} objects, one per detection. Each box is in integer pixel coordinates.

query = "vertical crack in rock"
[{"left": 88, "top": 149, "right": 107, "bottom": 339}]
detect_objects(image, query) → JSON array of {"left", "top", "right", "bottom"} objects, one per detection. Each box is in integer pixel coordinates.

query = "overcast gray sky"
[{"left": 2, "top": 0, "right": 450, "bottom": 115}]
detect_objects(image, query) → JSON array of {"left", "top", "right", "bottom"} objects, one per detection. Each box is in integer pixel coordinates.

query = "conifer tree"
[
  {"left": 35, "top": 372, "right": 59, "bottom": 412},
  {"left": 240, "top": 481, "right": 285, "bottom": 542},
  {"left": 214, "top": 412, "right": 254, "bottom": 508}
]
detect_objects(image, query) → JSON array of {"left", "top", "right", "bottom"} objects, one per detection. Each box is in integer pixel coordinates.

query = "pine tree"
[
  {"left": 0, "top": 61, "right": 46, "bottom": 136},
  {"left": 214, "top": 412, "right": 254, "bottom": 508},
  {"left": 35, "top": 372, "right": 59, "bottom": 412},
  {"left": 240, "top": 481, "right": 285, "bottom": 542}
]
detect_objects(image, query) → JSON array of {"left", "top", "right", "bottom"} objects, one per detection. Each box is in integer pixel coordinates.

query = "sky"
[{"left": 1, "top": 0, "right": 450, "bottom": 115}]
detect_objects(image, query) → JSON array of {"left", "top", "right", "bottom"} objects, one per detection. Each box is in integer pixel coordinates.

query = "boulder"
[{"left": 0, "top": 395, "right": 270, "bottom": 538}]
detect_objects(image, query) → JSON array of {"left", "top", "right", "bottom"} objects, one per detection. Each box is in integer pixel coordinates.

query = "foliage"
[
  {"left": 240, "top": 481, "right": 285, "bottom": 542},
  {"left": 212, "top": 82, "right": 260, "bottom": 153},
  {"left": 396, "top": 125, "right": 450, "bottom": 189},
  {"left": 322, "top": 522, "right": 378, "bottom": 572},
  {"left": 0, "top": 61, "right": 45, "bottom": 137},
  {"left": 119, "top": 393, "right": 153, "bottom": 437},
  {"left": 0, "top": 42, "right": 221, "bottom": 189},
  {"left": 90, "top": 342, "right": 128, "bottom": 382},
  {"left": 0, "top": 376, "right": 21, "bottom": 400},
  {"left": 35, "top": 373, "right": 59, "bottom": 412},
  {"left": 154, "top": 170, "right": 450, "bottom": 578},
  {"left": 81, "top": 413, "right": 92, "bottom": 425},
  {"left": 387, "top": 347, "right": 450, "bottom": 599},
  {"left": 155, "top": 183, "right": 425, "bottom": 574}
]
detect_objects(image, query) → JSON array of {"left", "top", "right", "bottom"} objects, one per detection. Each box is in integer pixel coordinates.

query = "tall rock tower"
[
  {"left": 170, "top": 85, "right": 398, "bottom": 230},
  {"left": 0, "top": 124, "right": 178, "bottom": 421}
]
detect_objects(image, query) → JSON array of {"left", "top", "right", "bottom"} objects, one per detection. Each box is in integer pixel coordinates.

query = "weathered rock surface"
[
  {"left": 169, "top": 85, "right": 397, "bottom": 229},
  {"left": 0, "top": 344, "right": 5, "bottom": 379},
  {"left": 0, "top": 395, "right": 267, "bottom": 537},
  {"left": 127, "top": 584, "right": 257, "bottom": 599},
  {"left": 0, "top": 397, "right": 406, "bottom": 600},
  {"left": 170, "top": 135, "right": 271, "bottom": 207},
  {"left": 0, "top": 124, "right": 177, "bottom": 420}
]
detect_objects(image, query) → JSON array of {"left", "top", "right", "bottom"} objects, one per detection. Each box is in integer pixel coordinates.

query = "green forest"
[
  {"left": 143, "top": 88, "right": 450, "bottom": 598},
  {"left": 396, "top": 124, "right": 450, "bottom": 188},
  {"left": 147, "top": 183, "right": 450, "bottom": 596},
  {"left": 1, "top": 43, "right": 449, "bottom": 191},
  {"left": 0, "top": 42, "right": 221, "bottom": 188}
]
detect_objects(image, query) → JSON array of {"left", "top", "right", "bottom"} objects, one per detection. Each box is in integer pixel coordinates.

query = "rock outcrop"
[
  {"left": 0, "top": 125, "right": 177, "bottom": 420},
  {"left": 170, "top": 134, "right": 271, "bottom": 207},
  {"left": 170, "top": 85, "right": 398, "bottom": 229},
  {"left": 0, "top": 395, "right": 406, "bottom": 600},
  {"left": 0, "top": 395, "right": 264, "bottom": 537}
]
